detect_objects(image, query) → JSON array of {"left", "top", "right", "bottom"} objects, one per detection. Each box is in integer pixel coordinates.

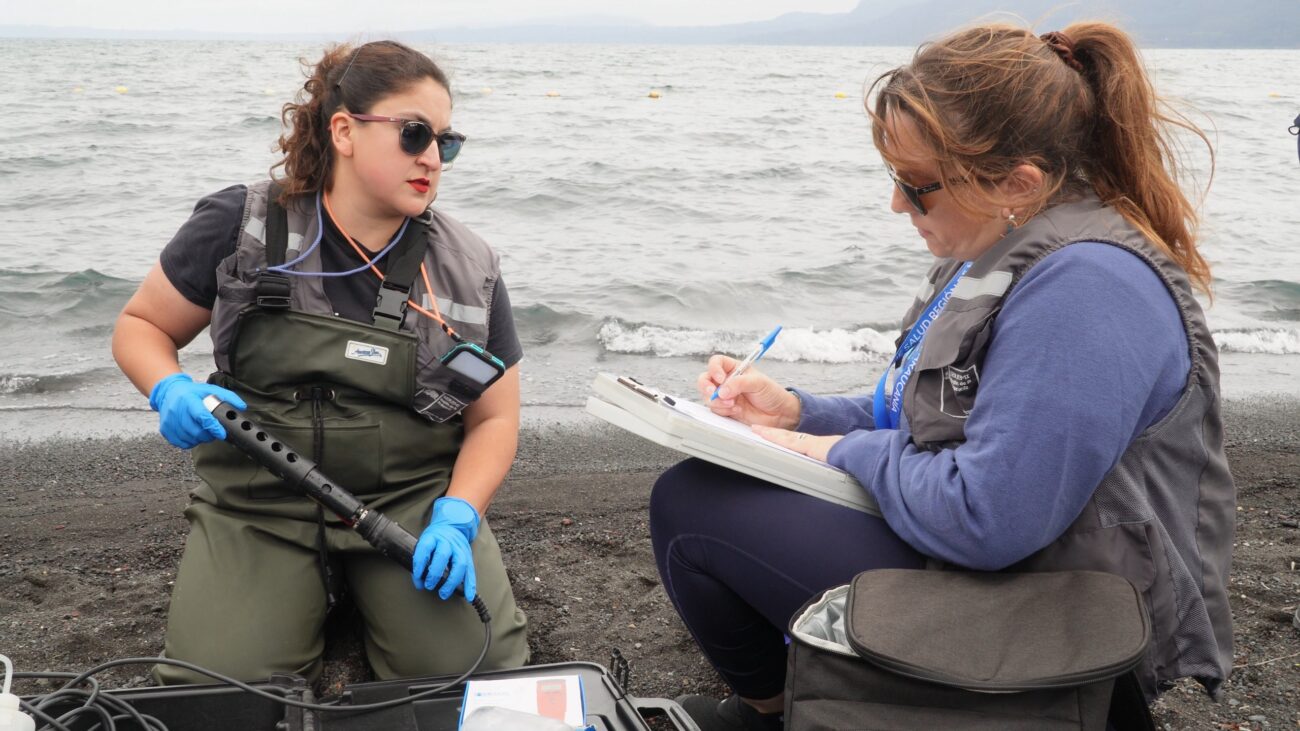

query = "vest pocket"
[{"left": 906, "top": 307, "right": 996, "bottom": 445}]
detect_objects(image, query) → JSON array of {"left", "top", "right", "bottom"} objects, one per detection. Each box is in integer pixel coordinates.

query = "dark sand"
[{"left": 1, "top": 398, "right": 1297, "bottom": 729}]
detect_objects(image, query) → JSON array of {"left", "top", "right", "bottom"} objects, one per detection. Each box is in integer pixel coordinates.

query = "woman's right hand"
[
  {"left": 149, "top": 374, "right": 248, "bottom": 449},
  {"left": 697, "top": 355, "right": 801, "bottom": 430}
]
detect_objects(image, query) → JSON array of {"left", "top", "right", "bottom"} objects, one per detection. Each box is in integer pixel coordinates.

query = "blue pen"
[{"left": 710, "top": 325, "right": 783, "bottom": 401}]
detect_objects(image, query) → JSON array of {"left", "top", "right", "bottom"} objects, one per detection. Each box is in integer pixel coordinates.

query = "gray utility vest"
[
  {"left": 898, "top": 195, "right": 1235, "bottom": 699},
  {"left": 209, "top": 180, "right": 502, "bottom": 422}
]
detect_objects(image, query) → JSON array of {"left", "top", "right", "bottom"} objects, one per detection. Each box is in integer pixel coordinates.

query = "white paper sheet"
[{"left": 668, "top": 398, "right": 829, "bottom": 465}]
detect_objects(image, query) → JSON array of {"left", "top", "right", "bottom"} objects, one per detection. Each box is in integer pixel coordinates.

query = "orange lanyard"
[{"left": 322, "top": 191, "right": 460, "bottom": 340}]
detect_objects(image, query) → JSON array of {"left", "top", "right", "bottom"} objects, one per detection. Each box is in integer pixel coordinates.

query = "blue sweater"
[{"left": 796, "top": 243, "right": 1190, "bottom": 570}]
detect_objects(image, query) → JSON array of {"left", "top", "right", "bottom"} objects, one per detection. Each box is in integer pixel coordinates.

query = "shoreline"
[{"left": 2, "top": 388, "right": 1299, "bottom": 448}]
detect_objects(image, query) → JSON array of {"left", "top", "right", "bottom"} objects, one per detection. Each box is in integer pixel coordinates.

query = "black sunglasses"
[
  {"left": 887, "top": 165, "right": 943, "bottom": 216},
  {"left": 347, "top": 113, "right": 466, "bottom": 163}
]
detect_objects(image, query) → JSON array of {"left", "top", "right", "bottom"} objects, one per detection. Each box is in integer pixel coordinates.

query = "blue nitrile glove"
[
  {"left": 148, "top": 373, "right": 248, "bottom": 449},
  {"left": 412, "top": 496, "right": 480, "bottom": 601}
]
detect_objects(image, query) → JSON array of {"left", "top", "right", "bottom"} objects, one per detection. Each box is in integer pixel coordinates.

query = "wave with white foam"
[
  {"left": 600, "top": 322, "right": 1300, "bottom": 361},
  {"left": 1213, "top": 328, "right": 1300, "bottom": 355},
  {"left": 0, "top": 375, "right": 38, "bottom": 394},
  {"left": 597, "top": 321, "right": 897, "bottom": 363}
]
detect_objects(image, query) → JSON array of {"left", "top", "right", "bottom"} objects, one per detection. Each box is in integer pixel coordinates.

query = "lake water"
[{"left": 1, "top": 40, "right": 1297, "bottom": 439}]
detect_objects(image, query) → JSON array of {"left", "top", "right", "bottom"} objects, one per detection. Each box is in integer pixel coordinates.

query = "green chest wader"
[
  {"left": 193, "top": 307, "right": 459, "bottom": 522},
  {"left": 168, "top": 310, "right": 528, "bottom": 683}
]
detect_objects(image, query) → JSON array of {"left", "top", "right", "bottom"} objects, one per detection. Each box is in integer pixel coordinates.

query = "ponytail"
[
  {"left": 271, "top": 41, "right": 451, "bottom": 205},
  {"left": 1066, "top": 22, "right": 1215, "bottom": 295},
  {"left": 272, "top": 44, "right": 353, "bottom": 204}
]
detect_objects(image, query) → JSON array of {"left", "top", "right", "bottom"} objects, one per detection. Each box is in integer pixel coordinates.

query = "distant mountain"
[
  {"left": 814, "top": 0, "right": 1300, "bottom": 48},
  {"left": 4, "top": 0, "right": 1299, "bottom": 47},
  {"left": 410, "top": 0, "right": 1300, "bottom": 47}
]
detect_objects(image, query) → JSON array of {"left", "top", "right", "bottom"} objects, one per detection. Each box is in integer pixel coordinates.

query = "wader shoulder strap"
[
  {"left": 255, "top": 183, "right": 292, "bottom": 309},
  {"left": 372, "top": 215, "right": 431, "bottom": 331}
]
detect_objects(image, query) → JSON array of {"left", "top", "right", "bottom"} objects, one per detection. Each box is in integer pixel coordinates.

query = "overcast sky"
[{"left": 9, "top": 0, "right": 862, "bottom": 32}]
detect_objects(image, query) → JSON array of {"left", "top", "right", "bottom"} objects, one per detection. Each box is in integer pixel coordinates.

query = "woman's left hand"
[
  {"left": 752, "top": 425, "right": 844, "bottom": 463},
  {"left": 413, "top": 496, "right": 480, "bottom": 601}
]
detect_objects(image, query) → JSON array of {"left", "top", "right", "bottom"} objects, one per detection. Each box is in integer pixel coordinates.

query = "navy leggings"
[{"left": 649, "top": 459, "right": 926, "bottom": 700}]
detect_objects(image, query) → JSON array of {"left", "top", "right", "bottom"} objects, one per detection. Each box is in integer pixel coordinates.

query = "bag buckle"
[
  {"left": 254, "top": 271, "right": 292, "bottom": 309},
  {"left": 372, "top": 283, "right": 409, "bottom": 330}
]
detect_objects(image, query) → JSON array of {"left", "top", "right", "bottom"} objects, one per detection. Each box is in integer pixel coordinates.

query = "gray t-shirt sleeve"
[
  {"left": 159, "top": 185, "right": 248, "bottom": 309},
  {"left": 486, "top": 279, "right": 523, "bottom": 369}
]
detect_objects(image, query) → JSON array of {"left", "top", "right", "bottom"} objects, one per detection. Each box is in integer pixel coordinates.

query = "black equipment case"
[{"left": 25, "top": 661, "right": 698, "bottom": 731}]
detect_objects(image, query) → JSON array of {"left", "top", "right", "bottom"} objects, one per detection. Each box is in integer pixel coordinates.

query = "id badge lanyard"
[{"left": 872, "top": 261, "right": 973, "bottom": 430}]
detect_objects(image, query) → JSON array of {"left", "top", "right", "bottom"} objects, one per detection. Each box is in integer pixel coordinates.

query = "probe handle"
[{"left": 354, "top": 508, "right": 419, "bottom": 573}]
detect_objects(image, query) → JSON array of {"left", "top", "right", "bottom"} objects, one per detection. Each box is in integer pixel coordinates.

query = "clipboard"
[{"left": 585, "top": 373, "right": 881, "bottom": 515}]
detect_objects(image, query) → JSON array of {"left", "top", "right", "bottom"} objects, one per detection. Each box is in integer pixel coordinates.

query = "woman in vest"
[
  {"left": 112, "top": 40, "right": 529, "bottom": 684},
  {"left": 654, "top": 23, "right": 1234, "bottom": 730}
]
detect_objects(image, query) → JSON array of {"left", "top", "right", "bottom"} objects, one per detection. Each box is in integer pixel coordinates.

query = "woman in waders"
[{"left": 112, "top": 40, "right": 529, "bottom": 684}]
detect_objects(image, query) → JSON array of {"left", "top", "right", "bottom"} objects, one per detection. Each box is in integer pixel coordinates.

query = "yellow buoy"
[
  {"left": 648, "top": 89, "right": 662, "bottom": 99},
  {"left": 834, "top": 91, "right": 847, "bottom": 99},
  {"left": 114, "top": 85, "right": 129, "bottom": 94},
  {"left": 480, "top": 87, "right": 493, "bottom": 95},
  {"left": 1267, "top": 92, "right": 1282, "bottom": 98},
  {"left": 72, "top": 86, "right": 84, "bottom": 94},
  {"left": 263, "top": 88, "right": 275, "bottom": 95},
  {"left": 545, "top": 90, "right": 560, "bottom": 98}
]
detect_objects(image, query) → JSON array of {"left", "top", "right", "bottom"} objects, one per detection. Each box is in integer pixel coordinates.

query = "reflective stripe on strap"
[
  {"left": 246, "top": 220, "right": 304, "bottom": 254},
  {"left": 244, "top": 216, "right": 266, "bottom": 246},
  {"left": 950, "top": 270, "right": 1013, "bottom": 301},
  {"left": 421, "top": 294, "right": 488, "bottom": 325}
]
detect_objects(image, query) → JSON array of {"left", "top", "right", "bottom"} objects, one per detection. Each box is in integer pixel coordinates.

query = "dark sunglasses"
[
  {"left": 347, "top": 113, "right": 466, "bottom": 163},
  {"left": 887, "top": 165, "right": 943, "bottom": 216}
]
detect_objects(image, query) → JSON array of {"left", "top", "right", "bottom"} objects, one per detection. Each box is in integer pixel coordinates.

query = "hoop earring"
[{"left": 1005, "top": 212, "right": 1018, "bottom": 235}]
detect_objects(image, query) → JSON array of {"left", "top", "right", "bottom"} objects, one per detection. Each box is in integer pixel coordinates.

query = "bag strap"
[{"left": 255, "top": 182, "right": 292, "bottom": 309}]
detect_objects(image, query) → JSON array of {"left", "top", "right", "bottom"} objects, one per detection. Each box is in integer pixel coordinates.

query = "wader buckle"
[
  {"left": 372, "top": 282, "right": 410, "bottom": 331},
  {"left": 254, "top": 271, "right": 292, "bottom": 309}
]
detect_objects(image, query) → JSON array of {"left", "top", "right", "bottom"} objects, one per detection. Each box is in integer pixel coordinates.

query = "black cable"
[
  {"left": 20, "top": 674, "right": 92, "bottom": 731},
  {"left": 14, "top": 616, "right": 490, "bottom": 720},
  {"left": 18, "top": 673, "right": 164, "bottom": 731},
  {"left": 36, "top": 683, "right": 164, "bottom": 731},
  {"left": 17, "top": 697, "right": 73, "bottom": 731},
  {"left": 50, "top": 702, "right": 115, "bottom": 731},
  {"left": 93, "top": 691, "right": 167, "bottom": 731}
]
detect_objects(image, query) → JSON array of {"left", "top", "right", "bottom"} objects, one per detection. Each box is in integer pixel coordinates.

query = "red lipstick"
[{"left": 408, "top": 178, "right": 430, "bottom": 193}]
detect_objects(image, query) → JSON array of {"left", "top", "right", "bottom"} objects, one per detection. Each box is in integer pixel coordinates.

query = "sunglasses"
[
  {"left": 347, "top": 113, "right": 466, "bottom": 163},
  {"left": 887, "top": 165, "right": 943, "bottom": 216}
]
